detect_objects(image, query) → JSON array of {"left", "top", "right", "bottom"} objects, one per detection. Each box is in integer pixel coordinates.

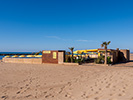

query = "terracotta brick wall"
[
  {"left": 42, "top": 50, "right": 65, "bottom": 64},
  {"left": 42, "top": 51, "right": 58, "bottom": 64}
]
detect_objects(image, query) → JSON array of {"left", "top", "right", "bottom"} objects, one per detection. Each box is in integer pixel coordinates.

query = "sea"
[{"left": 0, "top": 52, "right": 34, "bottom": 60}]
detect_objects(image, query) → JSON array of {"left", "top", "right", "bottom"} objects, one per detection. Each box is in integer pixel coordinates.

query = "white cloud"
[
  {"left": 45, "top": 36, "right": 61, "bottom": 39},
  {"left": 76, "top": 40, "right": 98, "bottom": 42},
  {"left": 46, "top": 36, "right": 98, "bottom": 43},
  {"left": 76, "top": 40, "right": 89, "bottom": 42},
  {"left": 45, "top": 36, "right": 71, "bottom": 41}
]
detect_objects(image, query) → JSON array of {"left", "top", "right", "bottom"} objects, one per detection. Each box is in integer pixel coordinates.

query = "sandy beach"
[{"left": 0, "top": 56, "right": 133, "bottom": 100}]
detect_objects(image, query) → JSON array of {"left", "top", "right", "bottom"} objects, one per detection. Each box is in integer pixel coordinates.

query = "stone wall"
[
  {"left": 112, "top": 50, "right": 119, "bottom": 64},
  {"left": 2, "top": 58, "right": 42, "bottom": 64},
  {"left": 58, "top": 52, "right": 65, "bottom": 64},
  {"left": 106, "top": 49, "right": 130, "bottom": 64},
  {"left": 119, "top": 50, "right": 130, "bottom": 62}
]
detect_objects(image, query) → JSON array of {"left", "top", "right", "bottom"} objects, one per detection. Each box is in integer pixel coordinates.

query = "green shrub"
[
  {"left": 65, "top": 55, "right": 71, "bottom": 62},
  {"left": 107, "top": 56, "right": 112, "bottom": 64},
  {"left": 70, "top": 57, "right": 74, "bottom": 62},
  {"left": 95, "top": 56, "right": 112, "bottom": 64},
  {"left": 73, "top": 57, "right": 85, "bottom": 64},
  {"left": 94, "top": 56, "right": 104, "bottom": 64}
]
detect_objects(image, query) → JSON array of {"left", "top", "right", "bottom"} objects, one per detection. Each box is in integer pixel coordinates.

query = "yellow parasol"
[
  {"left": 26, "top": 55, "right": 35, "bottom": 57},
  {"left": 12, "top": 55, "right": 18, "bottom": 58},
  {"left": 4, "top": 55, "right": 11, "bottom": 58},
  {"left": 19, "top": 55, "right": 26, "bottom": 57},
  {"left": 34, "top": 55, "right": 42, "bottom": 57}
]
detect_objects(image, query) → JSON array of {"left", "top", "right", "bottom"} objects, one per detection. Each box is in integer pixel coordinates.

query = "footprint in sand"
[
  {"left": 85, "top": 95, "right": 90, "bottom": 98},
  {"left": 65, "top": 93, "right": 72, "bottom": 98},
  {"left": 94, "top": 97, "right": 99, "bottom": 100},
  {"left": 99, "top": 88, "right": 102, "bottom": 91},
  {"left": 118, "top": 93, "right": 125, "bottom": 96},
  {"left": 106, "top": 81, "right": 108, "bottom": 84},
  {"left": 20, "top": 87, "right": 23, "bottom": 89},
  {"left": 110, "top": 75, "right": 113, "bottom": 78},
  {"left": 45, "top": 94, "right": 52, "bottom": 98},
  {"left": 26, "top": 84, "right": 29, "bottom": 87},
  {"left": 35, "top": 89, "right": 37, "bottom": 91},
  {"left": 36, "top": 85, "right": 40, "bottom": 88},
  {"left": 125, "top": 84, "right": 128, "bottom": 86},
  {"left": 67, "top": 82, "right": 72, "bottom": 86},
  {"left": 95, "top": 82, "right": 97, "bottom": 87},
  {"left": 1, "top": 95, "right": 8, "bottom": 99},
  {"left": 119, "top": 76, "right": 122, "bottom": 79},
  {"left": 25, "top": 94, "right": 32, "bottom": 98},
  {"left": 123, "top": 87, "right": 126, "bottom": 89},
  {"left": 1, "top": 85, "right": 6, "bottom": 87},
  {"left": 58, "top": 86, "right": 65, "bottom": 94},
  {"left": 113, "top": 86, "right": 116, "bottom": 88},
  {"left": 91, "top": 88, "right": 94, "bottom": 91},
  {"left": 43, "top": 91, "right": 47, "bottom": 94},
  {"left": 49, "top": 88, "right": 53, "bottom": 90},
  {"left": 104, "top": 78, "right": 107, "bottom": 80},
  {"left": 109, "top": 94, "right": 113, "bottom": 96},
  {"left": 122, "top": 90, "right": 125, "bottom": 93},
  {"left": 109, "top": 98, "right": 118, "bottom": 100},
  {"left": 29, "top": 80, "right": 32, "bottom": 84},
  {"left": 2, "top": 90, "right": 7, "bottom": 94},
  {"left": 16, "top": 91, "right": 21, "bottom": 94},
  {"left": 27, "top": 87, "right": 30, "bottom": 90},
  {"left": 106, "top": 83, "right": 111, "bottom": 88},
  {"left": 95, "top": 91, "right": 99, "bottom": 94}
]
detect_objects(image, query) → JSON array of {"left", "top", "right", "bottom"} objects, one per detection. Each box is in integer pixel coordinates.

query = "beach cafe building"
[
  {"left": 73, "top": 48, "right": 130, "bottom": 64},
  {"left": 2, "top": 48, "right": 130, "bottom": 64}
]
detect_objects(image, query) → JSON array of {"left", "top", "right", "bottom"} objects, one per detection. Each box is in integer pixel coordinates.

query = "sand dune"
[{"left": 0, "top": 61, "right": 133, "bottom": 100}]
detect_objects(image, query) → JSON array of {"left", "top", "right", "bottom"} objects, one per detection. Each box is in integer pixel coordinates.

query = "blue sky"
[{"left": 0, "top": 0, "right": 133, "bottom": 52}]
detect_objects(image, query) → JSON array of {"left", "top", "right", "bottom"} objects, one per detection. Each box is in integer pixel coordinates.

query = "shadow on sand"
[{"left": 113, "top": 60, "right": 133, "bottom": 67}]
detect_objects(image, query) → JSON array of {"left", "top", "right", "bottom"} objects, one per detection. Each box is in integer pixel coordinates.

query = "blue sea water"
[
  {"left": 0, "top": 52, "right": 34, "bottom": 55},
  {"left": 0, "top": 56, "right": 4, "bottom": 60},
  {"left": 0, "top": 52, "right": 35, "bottom": 60}
]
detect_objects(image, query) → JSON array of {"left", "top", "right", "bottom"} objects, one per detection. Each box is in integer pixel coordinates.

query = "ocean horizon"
[
  {"left": 0, "top": 52, "right": 36, "bottom": 60},
  {"left": 0, "top": 52, "right": 35, "bottom": 54}
]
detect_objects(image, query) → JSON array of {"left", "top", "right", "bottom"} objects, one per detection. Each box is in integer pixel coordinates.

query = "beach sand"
[{"left": 0, "top": 56, "right": 133, "bottom": 100}]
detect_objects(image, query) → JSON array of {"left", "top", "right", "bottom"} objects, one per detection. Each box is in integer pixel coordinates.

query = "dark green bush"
[
  {"left": 107, "top": 56, "right": 112, "bottom": 64},
  {"left": 95, "top": 56, "right": 112, "bottom": 64},
  {"left": 73, "top": 56, "right": 85, "bottom": 64},
  {"left": 94, "top": 56, "right": 104, "bottom": 64},
  {"left": 65, "top": 55, "right": 71, "bottom": 62}
]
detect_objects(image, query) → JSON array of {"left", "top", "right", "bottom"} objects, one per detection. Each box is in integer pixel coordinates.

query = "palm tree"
[
  {"left": 35, "top": 51, "right": 42, "bottom": 55},
  {"left": 68, "top": 47, "right": 74, "bottom": 62},
  {"left": 101, "top": 41, "right": 111, "bottom": 64}
]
